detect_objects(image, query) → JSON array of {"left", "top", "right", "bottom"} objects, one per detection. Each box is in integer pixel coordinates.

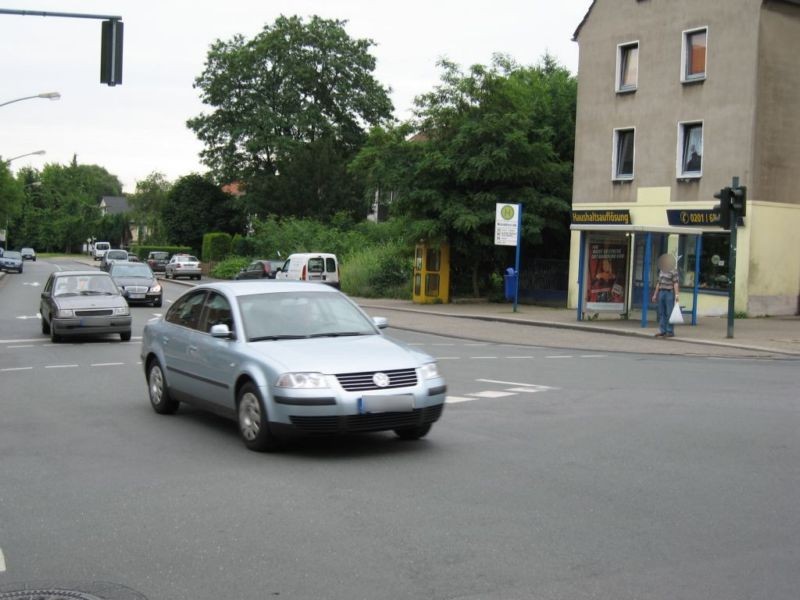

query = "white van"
[
  {"left": 93, "top": 241, "right": 111, "bottom": 261},
  {"left": 276, "top": 253, "right": 340, "bottom": 288}
]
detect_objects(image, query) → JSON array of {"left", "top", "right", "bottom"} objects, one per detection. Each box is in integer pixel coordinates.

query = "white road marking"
[
  {"left": 1, "top": 367, "right": 33, "bottom": 372},
  {"left": 437, "top": 357, "right": 460, "bottom": 360},
  {"left": 432, "top": 343, "right": 454, "bottom": 347},
  {"left": 165, "top": 299, "right": 173, "bottom": 303},
  {"left": 506, "top": 386, "right": 552, "bottom": 393},
  {"left": 7, "top": 345, "right": 34, "bottom": 349},
  {"left": 91, "top": 362, "right": 124, "bottom": 367},
  {"left": 470, "top": 356, "right": 497, "bottom": 359},
  {"left": 15, "top": 314, "right": 41, "bottom": 320},
  {"left": 22, "top": 281, "right": 41, "bottom": 287},
  {"left": 546, "top": 355, "right": 573, "bottom": 359},
  {"left": 152, "top": 313, "right": 162, "bottom": 317},
  {"left": 468, "top": 390, "right": 516, "bottom": 399},
  {"left": 445, "top": 396, "right": 474, "bottom": 404},
  {"left": 477, "top": 378, "right": 557, "bottom": 389},
  {"left": 45, "top": 364, "right": 79, "bottom": 369},
  {"left": 0, "top": 546, "right": 5, "bottom": 572},
  {"left": 0, "top": 338, "right": 44, "bottom": 344},
  {"left": 407, "top": 343, "right": 425, "bottom": 346},
  {"left": 464, "top": 343, "right": 488, "bottom": 346},
  {"left": 508, "top": 356, "right": 534, "bottom": 359},
  {"left": 580, "top": 354, "right": 606, "bottom": 358}
]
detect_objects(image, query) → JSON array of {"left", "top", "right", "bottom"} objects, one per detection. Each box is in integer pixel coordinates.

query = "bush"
[
  {"left": 202, "top": 232, "right": 233, "bottom": 262},
  {"left": 231, "top": 233, "right": 256, "bottom": 257},
  {"left": 211, "top": 256, "right": 250, "bottom": 279},
  {"left": 129, "top": 244, "right": 193, "bottom": 260},
  {"left": 341, "top": 242, "right": 412, "bottom": 299}
]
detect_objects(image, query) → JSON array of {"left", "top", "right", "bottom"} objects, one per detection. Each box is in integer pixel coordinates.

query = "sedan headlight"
[
  {"left": 420, "top": 362, "right": 440, "bottom": 380},
  {"left": 55, "top": 308, "right": 74, "bottom": 318},
  {"left": 115, "top": 306, "right": 130, "bottom": 316},
  {"left": 276, "top": 372, "right": 329, "bottom": 389},
  {"left": 149, "top": 284, "right": 162, "bottom": 293}
]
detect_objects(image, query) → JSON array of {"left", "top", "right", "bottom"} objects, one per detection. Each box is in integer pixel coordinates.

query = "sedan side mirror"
[
  {"left": 373, "top": 316, "right": 389, "bottom": 330},
  {"left": 40, "top": 292, "right": 50, "bottom": 299},
  {"left": 210, "top": 323, "right": 234, "bottom": 339}
]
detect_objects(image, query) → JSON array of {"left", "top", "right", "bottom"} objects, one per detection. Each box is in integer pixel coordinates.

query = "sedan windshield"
[
  {"left": 54, "top": 275, "right": 118, "bottom": 297},
  {"left": 239, "top": 291, "right": 376, "bottom": 341},
  {"left": 4, "top": 251, "right": 21, "bottom": 259},
  {"left": 106, "top": 251, "right": 127, "bottom": 260},
  {"left": 112, "top": 264, "right": 154, "bottom": 278}
]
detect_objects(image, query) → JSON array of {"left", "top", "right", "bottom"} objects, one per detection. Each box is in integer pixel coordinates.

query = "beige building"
[{"left": 569, "top": 0, "right": 800, "bottom": 317}]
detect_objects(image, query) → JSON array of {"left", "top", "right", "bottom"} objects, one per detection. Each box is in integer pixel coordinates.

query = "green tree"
[
  {"left": 351, "top": 54, "right": 577, "bottom": 296},
  {"left": 162, "top": 174, "right": 244, "bottom": 251},
  {"left": 0, "top": 160, "right": 24, "bottom": 246},
  {"left": 129, "top": 171, "right": 171, "bottom": 243},
  {"left": 188, "top": 15, "right": 394, "bottom": 220}
]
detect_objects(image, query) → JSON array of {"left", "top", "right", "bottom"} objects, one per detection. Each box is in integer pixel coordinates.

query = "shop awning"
[{"left": 570, "top": 224, "right": 702, "bottom": 235}]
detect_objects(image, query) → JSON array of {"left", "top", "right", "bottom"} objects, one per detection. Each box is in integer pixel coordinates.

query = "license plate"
[
  {"left": 129, "top": 293, "right": 145, "bottom": 299},
  {"left": 360, "top": 394, "right": 415, "bottom": 414}
]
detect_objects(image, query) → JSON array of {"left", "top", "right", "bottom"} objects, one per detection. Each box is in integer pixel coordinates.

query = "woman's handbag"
[{"left": 669, "top": 302, "right": 684, "bottom": 325}]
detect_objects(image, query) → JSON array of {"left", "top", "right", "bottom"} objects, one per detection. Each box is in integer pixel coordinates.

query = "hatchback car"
[
  {"left": 140, "top": 282, "right": 446, "bottom": 451},
  {"left": 20, "top": 247, "right": 36, "bottom": 261},
  {"left": 146, "top": 251, "right": 170, "bottom": 272},
  {"left": 234, "top": 259, "right": 283, "bottom": 280},
  {"left": 101, "top": 249, "right": 129, "bottom": 271},
  {"left": 164, "top": 254, "right": 202, "bottom": 280},
  {"left": 40, "top": 271, "right": 132, "bottom": 342},
  {"left": 109, "top": 262, "right": 163, "bottom": 307},
  {"left": 0, "top": 250, "right": 23, "bottom": 273}
]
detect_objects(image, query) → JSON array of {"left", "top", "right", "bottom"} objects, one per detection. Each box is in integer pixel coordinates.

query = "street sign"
[{"left": 495, "top": 203, "right": 520, "bottom": 247}]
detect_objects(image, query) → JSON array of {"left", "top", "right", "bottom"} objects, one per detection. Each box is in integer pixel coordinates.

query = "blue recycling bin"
[{"left": 504, "top": 267, "right": 518, "bottom": 301}]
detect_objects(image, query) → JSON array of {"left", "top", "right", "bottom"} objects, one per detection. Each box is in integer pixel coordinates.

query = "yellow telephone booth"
[{"left": 413, "top": 242, "right": 451, "bottom": 304}]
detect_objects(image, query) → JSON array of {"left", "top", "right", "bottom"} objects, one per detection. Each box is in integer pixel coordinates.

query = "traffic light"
[
  {"left": 100, "top": 19, "right": 123, "bottom": 86},
  {"left": 713, "top": 186, "right": 732, "bottom": 230},
  {"left": 732, "top": 185, "right": 747, "bottom": 217}
]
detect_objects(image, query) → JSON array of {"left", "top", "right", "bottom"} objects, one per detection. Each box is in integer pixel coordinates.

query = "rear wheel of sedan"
[
  {"left": 120, "top": 331, "right": 132, "bottom": 342},
  {"left": 394, "top": 423, "right": 432, "bottom": 440},
  {"left": 148, "top": 360, "right": 179, "bottom": 415},
  {"left": 237, "top": 383, "right": 280, "bottom": 452},
  {"left": 41, "top": 317, "right": 50, "bottom": 334},
  {"left": 50, "top": 325, "right": 61, "bottom": 344}
]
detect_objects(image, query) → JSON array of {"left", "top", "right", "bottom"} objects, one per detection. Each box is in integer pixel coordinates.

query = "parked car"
[
  {"left": 275, "top": 253, "right": 340, "bottom": 288},
  {"left": 20, "top": 247, "right": 36, "bottom": 261},
  {"left": 39, "top": 270, "right": 132, "bottom": 343},
  {"left": 0, "top": 250, "right": 23, "bottom": 273},
  {"left": 127, "top": 255, "right": 141, "bottom": 263},
  {"left": 93, "top": 241, "right": 111, "bottom": 261},
  {"left": 164, "top": 254, "right": 202, "bottom": 280},
  {"left": 146, "top": 251, "right": 170, "bottom": 272},
  {"left": 109, "top": 262, "right": 162, "bottom": 307},
  {"left": 140, "top": 281, "right": 446, "bottom": 451},
  {"left": 101, "top": 249, "right": 129, "bottom": 271},
  {"left": 234, "top": 259, "right": 284, "bottom": 280}
]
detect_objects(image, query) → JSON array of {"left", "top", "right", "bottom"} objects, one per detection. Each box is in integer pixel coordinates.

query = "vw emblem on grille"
[{"left": 372, "top": 372, "right": 391, "bottom": 388}]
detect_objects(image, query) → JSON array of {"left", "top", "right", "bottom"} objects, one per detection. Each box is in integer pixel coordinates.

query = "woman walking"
[{"left": 652, "top": 254, "right": 680, "bottom": 338}]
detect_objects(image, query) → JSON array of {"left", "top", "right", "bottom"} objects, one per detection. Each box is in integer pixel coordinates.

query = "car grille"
[
  {"left": 123, "top": 286, "right": 148, "bottom": 294},
  {"left": 289, "top": 404, "right": 444, "bottom": 434},
  {"left": 74, "top": 309, "right": 113, "bottom": 317},
  {"left": 336, "top": 368, "right": 418, "bottom": 391}
]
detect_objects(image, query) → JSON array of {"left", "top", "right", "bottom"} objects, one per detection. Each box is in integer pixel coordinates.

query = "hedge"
[
  {"left": 130, "top": 245, "right": 193, "bottom": 260},
  {"left": 202, "top": 232, "right": 232, "bottom": 262}
]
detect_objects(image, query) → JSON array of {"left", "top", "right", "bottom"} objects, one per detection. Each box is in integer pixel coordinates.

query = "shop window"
[
  {"left": 616, "top": 41, "right": 639, "bottom": 92},
  {"left": 613, "top": 128, "right": 635, "bottom": 180},
  {"left": 678, "top": 122, "right": 703, "bottom": 177},
  {"left": 682, "top": 28, "right": 707, "bottom": 82},
  {"left": 679, "top": 233, "right": 729, "bottom": 292}
]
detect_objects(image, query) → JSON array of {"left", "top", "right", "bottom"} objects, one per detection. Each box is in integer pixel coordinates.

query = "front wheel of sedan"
[
  {"left": 237, "top": 383, "right": 280, "bottom": 452},
  {"left": 394, "top": 423, "right": 433, "bottom": 440},
  {"left": 153, "top": 297, "right": 163, "bottom": 308},
  {"left": 50, "top": 325, "right": 61, "bottom": 344},
  {"left": 41, "top": 317, "right": 50, "bottom": 334},
  {"left": 148, "top": 360, "right": 179, "bottom": 415},
  {"left": 120, "top": 330, "right": 132, "bottom": 342}
]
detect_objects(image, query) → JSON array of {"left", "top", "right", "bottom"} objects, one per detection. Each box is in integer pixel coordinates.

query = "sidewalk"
[{"left": 354, "top": 297, "right": 800, "bottom": 357}]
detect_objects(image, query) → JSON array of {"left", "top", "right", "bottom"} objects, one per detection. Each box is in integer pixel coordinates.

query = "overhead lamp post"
[
  {"left": 4, "top": 150, "right": 46, "bottom": 165},
  {"left": 0, "top": 91, "right": 61, "bottom": 108}
]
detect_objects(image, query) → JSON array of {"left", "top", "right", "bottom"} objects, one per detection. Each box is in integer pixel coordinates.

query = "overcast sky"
[{"left": 1, "top": 0, "right": 592, "bottom": 191}]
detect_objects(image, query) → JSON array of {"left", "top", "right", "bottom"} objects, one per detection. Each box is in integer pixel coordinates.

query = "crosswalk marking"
[{"left": 468, "top": 390, "right": 516, "bottom": 399}]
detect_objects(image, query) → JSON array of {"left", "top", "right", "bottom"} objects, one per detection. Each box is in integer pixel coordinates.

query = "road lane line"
[
  {"left": 436, "top": 357, "right": 460, "bottom": 360},
  {"left": 91, "top": 362, "right": 125, "bottom": 367},
  {"left": 477, "top": 378, "right": 557, "bottom": 389},
  {"left": 7, "top": 345, "right": 34, "bottom": 349},
  {"left": 0, "top": 547, "right": 5, "bottom": 572},
  {"left": 470, "top": 356, "right": 497, "bottom": 359},
  {"left": 580, "top": 354, "right": 607, "bottom": 358},
  {"left": 432, "top": 343, "right": 455, "bottom": 346},
  {"left": 45, "top": 364, "right": 79, "bottom": 369},
  {"left": 1, "top": 367, "right": 33, "bottom": 372},
  {"left": 508, "top": 356, "right": 534, "bottom": 359},
  {"left": 445, "top": 396, "right": 474, "bottom": 404},
  {"left": 468, "top": 390, "right": 516, "bottom": 398},
  {"left": 546, "top": 355, "right": 573, "bottom": 359},
  {"left": 0, "top": 338, "right": 47, "bottom": 344}
]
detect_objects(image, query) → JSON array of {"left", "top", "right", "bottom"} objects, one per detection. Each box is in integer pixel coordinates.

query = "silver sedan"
[{"left": 140, "top": 282, "right": 446, "bottom": 451}]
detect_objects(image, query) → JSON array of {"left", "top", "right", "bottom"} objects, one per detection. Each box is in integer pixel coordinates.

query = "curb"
[{"left": 358, "top": 303, "right": 800, "bottom": 358}]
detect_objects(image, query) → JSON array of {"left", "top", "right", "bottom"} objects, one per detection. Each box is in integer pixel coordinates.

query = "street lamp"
[
  {"left": 0, "top": 91, "right": 61, "bottom": 108},
  {"left": 4, "top": 150, "right": 46, "bottom": 165}
]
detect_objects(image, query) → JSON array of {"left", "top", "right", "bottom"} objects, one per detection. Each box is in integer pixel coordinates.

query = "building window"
[
  {"left": 682, "top": 27, "right": 708, "bottom": 82},
  {"left": 613, "top": 128, "right": 635, "bottom": 180},
  {"left": 616, "top": 42, "right": 639, "bottom": 92},
  {"left": 678, "top": 122, "right": 703, "bottom": 177},
  {"left": 679, "top": 234, "right": 729, "bottom": 292}
]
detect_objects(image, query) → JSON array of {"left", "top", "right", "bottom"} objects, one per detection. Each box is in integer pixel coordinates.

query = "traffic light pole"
[{"left": 726, "top": 176, "right": 740, "bottom": 339}]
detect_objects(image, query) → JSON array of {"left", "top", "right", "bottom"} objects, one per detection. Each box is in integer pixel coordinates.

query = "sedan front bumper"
[{"left": 52, "top": 315, "right": 133, "bottom": 336}]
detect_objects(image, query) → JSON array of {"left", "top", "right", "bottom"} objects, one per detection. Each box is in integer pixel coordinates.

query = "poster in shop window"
[{"left": 586, "top": 240, "right": 628, "bottom": 312}]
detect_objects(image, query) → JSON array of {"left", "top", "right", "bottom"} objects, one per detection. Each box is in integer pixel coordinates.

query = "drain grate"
[
  {"left": 0, "top": 582, "right": 146, "bottom": 600},
  {"left": 0, "top": 592, "right": 103, "bottom": 600}
]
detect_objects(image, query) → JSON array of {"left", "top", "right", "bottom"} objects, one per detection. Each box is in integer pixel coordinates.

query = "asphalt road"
[{"left": 1, "top": 259, "right": 798, "bottom": 600}]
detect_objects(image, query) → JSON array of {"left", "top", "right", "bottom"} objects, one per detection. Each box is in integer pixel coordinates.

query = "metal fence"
[{"left": 518, "top": 258, "right": 569, "bottom": 306}]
